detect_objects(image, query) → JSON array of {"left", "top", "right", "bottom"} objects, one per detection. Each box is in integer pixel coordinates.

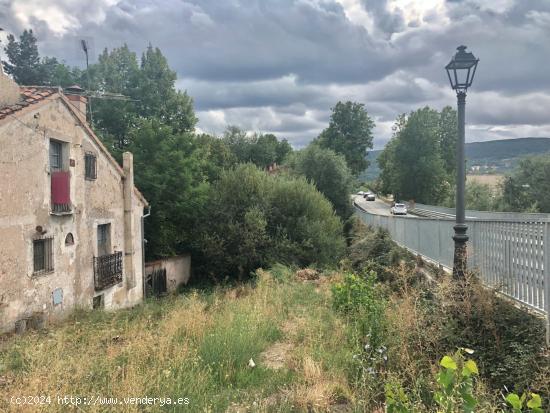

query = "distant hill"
[
  {"left": 360, "top": 150, "right": 382, "bottom": 181},
  {"left": 359, "top": 137, "right": 550, "bottom": 182},
  {"left": 465, "top": 137, "right": 550, "bottom": 174}
]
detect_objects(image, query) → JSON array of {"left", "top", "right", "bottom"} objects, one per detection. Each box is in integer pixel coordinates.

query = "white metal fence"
[{"left": 354, "top": 203, "right": 550, "bottom": 321}]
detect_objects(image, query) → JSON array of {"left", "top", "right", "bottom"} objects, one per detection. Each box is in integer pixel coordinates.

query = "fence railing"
[{"left": 354, "top": 203, "right": 550, "bottom": 320}]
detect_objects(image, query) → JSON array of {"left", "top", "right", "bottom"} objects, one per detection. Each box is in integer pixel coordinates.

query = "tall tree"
[
  {"left": 3, "top": 29, "right": 41, "bottom": 84},
  {"left": 86, "top": 44, "right": 196, "bottom": 154},
  {"left": 3, "top": 29, "right": 79, "bottom": 86},
  {"left": 40, "top": 56, "right": 82, "bottom": 87},
  {"left": 377, "top": 107, "right": 452, "bottom": 204},
  {"left": 137, "top": 45, "right": 196, "bottom": 133},
  {"left": 500, "top": 155, "right": 550, "bottom": 212},
  {"left": 222, "top": 126, "right": 293, "bottom": 168},
  {"left": 128, "top": 120, "right": 209, "bottom": 259},
  {"left": 316, "top": 101, "right": 375, "bottom": 175},
  {"left": 195, "top": 133, "right": 237, "bottom": 182},
  {"left": 286, "top": 145, "right": 353, "bottom": 219}
]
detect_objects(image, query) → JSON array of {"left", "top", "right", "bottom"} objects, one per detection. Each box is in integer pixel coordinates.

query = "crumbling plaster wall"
[{"left": 0, "top": 97, "right": 145, "bottom": 333}]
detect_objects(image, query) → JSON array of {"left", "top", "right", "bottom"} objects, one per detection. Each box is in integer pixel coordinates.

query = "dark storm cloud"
[
  {"left": 361, "top": 0, "right": 405, "bottom": 35},
  {"left": 2, "top": 0, "right": 550, "bottom": 146}
]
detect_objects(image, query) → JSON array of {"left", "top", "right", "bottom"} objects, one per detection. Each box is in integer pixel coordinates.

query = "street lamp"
[{"left": 445, "top": 45, "right": 479, "bottom": 279}]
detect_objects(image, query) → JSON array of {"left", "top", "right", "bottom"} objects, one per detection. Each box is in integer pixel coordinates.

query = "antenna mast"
[
  {"left": 0, "top": 28, "right": 5, "bottom": 74},
  {"left": 80, "top": 39, "right": 93, "bottom": 126}
]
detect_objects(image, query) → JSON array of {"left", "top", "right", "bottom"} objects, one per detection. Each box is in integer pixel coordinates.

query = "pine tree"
[{"left": 3, "top": 30, "right": 41, "bottom": 84}]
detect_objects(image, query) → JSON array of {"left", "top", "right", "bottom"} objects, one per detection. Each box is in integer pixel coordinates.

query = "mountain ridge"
[{"left": 361, "top": 137, "right": 550, "bottom": 181}]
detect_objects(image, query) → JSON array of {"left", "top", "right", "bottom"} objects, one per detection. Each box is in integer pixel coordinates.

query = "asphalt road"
[
  {"left": 353, "top": 195, "right": 393, "bottom": 216},
  {"left": 353, "top": 195, "right": 416, "bottom": 217}
]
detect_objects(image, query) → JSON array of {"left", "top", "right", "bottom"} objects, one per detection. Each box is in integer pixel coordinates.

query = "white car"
[
  {"left": 365, "top": 193, "right": 375, "bottom": 201},
  {"left": 390, "top": 203, "right": 407, "bottom": 215},
  {"left": 357, "top": 191, "right": 365, "bottom": 196}
]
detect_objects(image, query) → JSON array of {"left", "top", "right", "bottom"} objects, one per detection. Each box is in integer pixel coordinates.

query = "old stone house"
[{"left": 0, "top": 72, "right": 149, "bottom": 333}]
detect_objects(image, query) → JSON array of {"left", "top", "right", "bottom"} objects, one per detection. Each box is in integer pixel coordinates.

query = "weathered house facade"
[{"left": 0, "top": 72, "right": 148, "bottom": 333}]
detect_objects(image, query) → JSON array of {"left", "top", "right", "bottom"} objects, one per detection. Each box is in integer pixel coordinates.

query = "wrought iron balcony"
[{"left": 93, "top": 251, "right": 123, "bottom": 291}]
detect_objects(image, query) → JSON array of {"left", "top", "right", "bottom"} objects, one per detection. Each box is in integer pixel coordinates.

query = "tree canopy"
[
  {"left": 198, "top": 164, "right": 345, "bottom": 280},
  {"left": 316, "top": 101, "right": 375, "bottom": 175},
  {"left": 2, "top": 29, "right": 80, "bottom": 86},
  {"left": 89, "top": 44, "right": 197, "bottom": 155},
  {"left": 377, "top": 106, "right": 457, "bottom": 204},
  {"left": 128, "top": 120, "right": 210, "bottom": 259},
  {"left": 286, "top": 145, "right": 354, "bottom": 220},
  {"left": 222, "top": 126, "right": 292, "bottom": 168},
  {"left": 500, "top": 155, "right": 550, "bottom": 213}
]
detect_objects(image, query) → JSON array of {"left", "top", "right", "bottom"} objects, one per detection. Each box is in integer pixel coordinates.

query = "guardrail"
[{"left": 354, "top": 202, "right": 550, "bottom": 344}]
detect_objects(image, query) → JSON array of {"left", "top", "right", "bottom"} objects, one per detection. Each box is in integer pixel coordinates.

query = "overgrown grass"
[
  {"left": 1, "top": 222, "right": 547, "bottom": 412},
  {"left": 0, "top": 270, "right": 358, "bottom": 412}
]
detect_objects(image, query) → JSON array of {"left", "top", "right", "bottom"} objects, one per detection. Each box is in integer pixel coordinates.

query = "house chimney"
[
  {"left": 123, "top": 152, "right": 136, "bottom": 290},
  {"left": 0, "top": 70, "right": 20, "bottom": 109},
  {"left": 64, "top": 85, "right": 87, "bottom": 117}
]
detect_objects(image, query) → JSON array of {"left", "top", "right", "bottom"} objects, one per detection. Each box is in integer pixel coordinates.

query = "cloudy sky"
[{"left": 1, "top": 0, "right": 549, "bottom": 148}]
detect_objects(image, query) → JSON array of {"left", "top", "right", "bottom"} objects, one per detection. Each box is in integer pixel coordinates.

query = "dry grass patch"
[
  {"left": 467, "top": 174, "right": 504, "bottom": 189},
  {"left": 260, "top": 342, "right": 294, "bottom": 370},
  {"left": 0, "top": 268, "right": 368, "bottom": 412}
]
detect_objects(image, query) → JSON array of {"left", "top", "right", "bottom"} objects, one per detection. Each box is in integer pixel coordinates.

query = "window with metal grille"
[
  {"left": 49, "top": 140, "right": 63, "bottom": 171},
  {"left": 33, "top": 237, "right": 54, "bottom": 275},
  {"left": 85, "top": 152, "right": 97, "bottom": 180},
  {"left": 97, "top": 224, "right": 111, "bottom": 257},
  {"left": 93, "top": 252, "right": 123, "bottom": 291}
]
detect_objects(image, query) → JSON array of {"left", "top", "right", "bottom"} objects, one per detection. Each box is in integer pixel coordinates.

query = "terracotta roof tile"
[{"left": 0, "top": 86, "right": 58, "bottom": 121}]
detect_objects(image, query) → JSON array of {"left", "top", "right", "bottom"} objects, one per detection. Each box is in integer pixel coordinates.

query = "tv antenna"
[
  {"left": 80, "top": 39, "right": 93, "bottom": 125},
  {"left": 75, "top": 38, "right": 138, "bottom": 121}
]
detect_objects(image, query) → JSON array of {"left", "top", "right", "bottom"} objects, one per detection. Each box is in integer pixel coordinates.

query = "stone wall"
[
  {"left": 0, "top": 95, "right": 146, "bottom": 333},
  {"left": 145, "top": 255, "right": 191, "bottom": 294}
]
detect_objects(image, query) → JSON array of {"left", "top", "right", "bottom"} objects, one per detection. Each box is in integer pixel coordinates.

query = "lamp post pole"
[
  {"left": 445, "top": 45, "right": 478, "bottom": 279},
  {"left": 453, "top": 91, "right": 468, "bottom": 279}
]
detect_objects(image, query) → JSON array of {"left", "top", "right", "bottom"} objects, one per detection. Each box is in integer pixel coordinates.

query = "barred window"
[
  {"left": 33, "top": 237, "right": 54, "bottom": 275},
  {"left": 49, "top": 140, "right": 63, "bottom": 171},
  {"left": 85, "top": 152, "right": 97, "bottom": 180}
]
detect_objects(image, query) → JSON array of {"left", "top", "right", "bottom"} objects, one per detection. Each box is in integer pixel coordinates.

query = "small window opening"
[
  {"left": 33, "top": 237, "right": 54, "bottom": 275},
  {"left": 85, "top": 152, "right": 97, "bottom": 180},
  {"left": 65, "top": 233, "right": 74, "bottom": 246},
  {"left": 93, "top": 295, "right": 104, "bottom": 309},
  {"left": 97, "top": 224, "right": 111, "bottom": 256}
]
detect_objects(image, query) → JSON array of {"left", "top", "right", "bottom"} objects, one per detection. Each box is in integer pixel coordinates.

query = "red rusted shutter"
[{"left": 51, "top": 171, "right": 70, "bottom": 206}]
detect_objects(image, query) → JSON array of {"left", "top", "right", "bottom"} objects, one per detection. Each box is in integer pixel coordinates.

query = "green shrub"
[
  {"left": 285, "top": 145, "right": 354, "bottom": 219},
  {"left": 505, "top": 392, "right": 544, "bottom": 413},
  {"left": 347, "top": 223, "right": 412, "bottom": 285},
  {"left": 439, "top": 273, "right": 547, "bottom": 394},
  {"left": 197, "top": 164, "right": 345, "bottom": 280}
]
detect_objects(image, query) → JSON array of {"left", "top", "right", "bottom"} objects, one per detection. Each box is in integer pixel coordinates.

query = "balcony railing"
[{"left": 93, "top": 251, "right": 123, "bottom": 291}]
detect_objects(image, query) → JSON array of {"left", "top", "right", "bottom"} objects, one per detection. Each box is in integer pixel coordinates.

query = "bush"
[
  {"left": 197, "top": 164, "right": 345, "bottom": 280},
  {"left": 347, "top": 219, "right": 412, "bottom": 283},
  {"left": 437, "top": 273, "right": 547, "bottom": 394},
  {"left": 286, "top": 145, "right": 354, "bottom": 219},
  {"left": 332, "top": 271, "right": 387, "bottom": 399}
]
